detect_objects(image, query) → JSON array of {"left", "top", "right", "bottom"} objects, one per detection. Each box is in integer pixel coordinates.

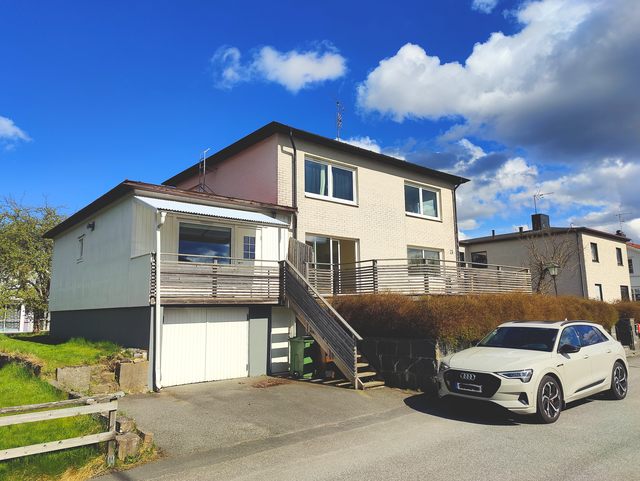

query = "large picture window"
[
  {"left": 405, "top": 184, "right": 439, "bottom": 219},
  {"left": 179, "top": 223, "right": 231, "bottom": 263},
  {"left": 305, "top": 158, "right": 355, "bottom": 203}
]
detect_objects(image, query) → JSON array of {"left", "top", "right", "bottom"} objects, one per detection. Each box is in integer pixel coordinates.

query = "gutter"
[
  {"left": 575, "top": 230, "right": 587, "bottom": 298},
  {"left": 453, "top": 178, "right": 464, "bottom": 262},
  {"left": 289, "top": 128, "right": 298, "bottom": 240},
  {"left": 153, "top": 211, "right": 167, "bottom": 391}
]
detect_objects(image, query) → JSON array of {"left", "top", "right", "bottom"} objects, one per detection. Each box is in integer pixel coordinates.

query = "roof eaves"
[{"left": 163, "top": 121, "right": 470, "bottom": 187}]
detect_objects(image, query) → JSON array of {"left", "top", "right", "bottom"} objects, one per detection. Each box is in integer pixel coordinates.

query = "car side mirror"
[{"left": 559, "top": 344, "right": 580, "bottom": 354}]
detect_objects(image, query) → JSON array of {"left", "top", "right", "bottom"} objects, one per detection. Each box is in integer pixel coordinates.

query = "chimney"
[
  {"left": 519, "top": 226, "right": 524, "bottom": 233},
  {"left": 492, "top": 230, "right": 495, "bottom": 238},
  {"left": 532, "top": 214, "right": 550, "bottom": 231}
]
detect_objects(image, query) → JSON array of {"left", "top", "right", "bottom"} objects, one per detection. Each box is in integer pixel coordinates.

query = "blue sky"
[{"left": 2, "top": 0, "right": 639, "bottom": 242}]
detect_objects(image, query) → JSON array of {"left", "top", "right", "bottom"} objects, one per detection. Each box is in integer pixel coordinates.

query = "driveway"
[{"left": 115, "top": 376, "right": 414, "bottom": 457}]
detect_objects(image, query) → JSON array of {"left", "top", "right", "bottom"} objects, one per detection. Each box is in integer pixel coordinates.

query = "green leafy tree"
[{"left": 0, "top": 196, "right": 66, "bottom": 332}]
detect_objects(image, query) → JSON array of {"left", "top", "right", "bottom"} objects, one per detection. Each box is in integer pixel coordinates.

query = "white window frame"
[
  {"left": 404, "top": 182, "right": 441, "bottom": 221},
  {"left": 408, "top": 246, "right": 443, "bottom": 277},
  {"left": 594, "top": 284, "right": 603, "bottom": 301},
  {"left": 77, "top": 235, "right": 85, "bottom": 262},
  {"left": 304, "top": 156, "right": 357, "bottom": 206}
]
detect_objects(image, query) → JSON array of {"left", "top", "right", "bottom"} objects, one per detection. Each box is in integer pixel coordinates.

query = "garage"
[{"left": 161, "top": 307, "right": 249, "bottom": 387}]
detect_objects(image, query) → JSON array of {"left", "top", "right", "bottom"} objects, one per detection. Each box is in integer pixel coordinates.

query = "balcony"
[
  {"left": 151, "top": 254, "right": 532, "bottom": 304},
  {"left": 304, "top": 258, "right": 532, "bottom": 297}
]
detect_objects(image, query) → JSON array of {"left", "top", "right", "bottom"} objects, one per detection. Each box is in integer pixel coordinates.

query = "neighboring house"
[
  {"left": 627, "top": 242, "right": 640, "bottom": 301},
  {"left": 460, "top": 214, "right": 632, "bottom": 302},
  {"left": 46, "top": 122, "right": 533, "bottom": 391}
]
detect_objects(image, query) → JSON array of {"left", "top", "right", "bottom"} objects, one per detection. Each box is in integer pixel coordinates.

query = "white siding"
[{"left": 49, "top": 195, "right": 152, "bottom": 311}]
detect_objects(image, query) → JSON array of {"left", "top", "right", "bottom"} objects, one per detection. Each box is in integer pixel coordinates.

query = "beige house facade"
[
  {"left": 165, "top": 122, "right": 469, "bottom": 270},
  {"left": 460, "top": 214, "right": 632, "bottom": 303},
  {"left": 627, "top": 242, "right": 640, "bottom": 301}
]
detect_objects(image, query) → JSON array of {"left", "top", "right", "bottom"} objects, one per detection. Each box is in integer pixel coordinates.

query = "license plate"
[{"left": 456, "top": 382, "right": 482, "bottom": 393}]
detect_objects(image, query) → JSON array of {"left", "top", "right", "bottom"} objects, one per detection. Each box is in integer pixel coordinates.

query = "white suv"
[{"left": 437, "top": 320, "right": 628, "bottom": 423}]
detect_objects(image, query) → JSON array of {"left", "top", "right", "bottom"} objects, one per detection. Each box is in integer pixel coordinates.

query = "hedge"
[{"left": 330, "top": 292, "right": 620, "bottom": 345}]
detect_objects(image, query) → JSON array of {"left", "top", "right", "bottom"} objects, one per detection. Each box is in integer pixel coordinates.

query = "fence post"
[
  {"left": 372, "top": 260, "right": 378, "bottom": 293},
  {"left": 106, "top": 406, "right": 116, "bottom": 465}
]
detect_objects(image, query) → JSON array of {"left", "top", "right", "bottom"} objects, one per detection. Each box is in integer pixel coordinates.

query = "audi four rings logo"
[{"left": 460, "top": 372, "right": 476, "bottom": 381}]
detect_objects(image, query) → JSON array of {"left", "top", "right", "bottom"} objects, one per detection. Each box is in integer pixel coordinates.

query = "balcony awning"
[{"left": 134, "top": 196, "right": 290, "bottom": 227}]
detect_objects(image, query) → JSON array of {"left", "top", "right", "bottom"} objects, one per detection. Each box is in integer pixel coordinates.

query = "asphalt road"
[{"left": 97, "top": 356, "right": 640, "bottom": 481}]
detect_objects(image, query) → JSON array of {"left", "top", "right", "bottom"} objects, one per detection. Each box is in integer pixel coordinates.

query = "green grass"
[
  {"left": 0, "top": 334, "right": 123, "bottom": 376},
  {"left": 0, "top": 364, "right": 107, "bottom": 481}
]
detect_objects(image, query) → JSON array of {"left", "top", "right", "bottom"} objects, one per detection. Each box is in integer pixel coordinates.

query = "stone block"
[
  {"left": 137, "top": 426, "right": 154, "bottom": 450},
  {"left": 394, "top": 356, "right": 411, "bottom": 372},
  {"left": 378, "top": 340, "right": 398, "bottom": 356},
  {"left": 396, "top": 340, "right": 411, "bottom": 357},
  {"left": 91, "top": 384, "right": 111, "bottom": 395},
  {"left": 116, "top": 432, "right": 140, "bottom": 461},
  {"left": 361, "top": 339, "right": 377, "bottom": 358},
  {"left": 116, "top": 360, "right": 149, "bottom": 393},
  {"left": 411, "top": 340, "right": 437, "bottom": 358},
  {"left": 117, "top": 415, "right": 135, "bottom": 433},
  {"left": 56, "top": 366, "right": 90, "bottom": 391},
  {"left": 381, "top": 354, "right": 395, "bottom": 371}
]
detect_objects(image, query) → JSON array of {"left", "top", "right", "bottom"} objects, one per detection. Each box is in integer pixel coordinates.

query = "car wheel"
[
  {"left": 537, "top": 376, "right": 562, "bottom": 423},
  {"left": 609, "top": 361, "right": 627, "bottom": 400}
]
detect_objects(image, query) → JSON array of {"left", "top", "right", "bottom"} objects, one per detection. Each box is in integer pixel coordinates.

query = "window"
[
  {"left": 573, "top": 325, "right": 606, "bottom": 346},
  {"left": 471, "top": 251, "right": 488, "bottom": 268},
  {"left": 408, "top": 247, "right": 442, "bottom": 276},
  {"left": 591, "top": 243, "right": 599, "bottom": 262},
  {"left": 77, "top": 236, "right": 84, "bottom": 261},
  {"left": 621, "top": 285, "right": 630, "bottom": 301},
  {"left": 633, "top": 287, "right": 640, "bottom": 302},
  {"left": 404, "top": 184, "right": 439, "bottom": 219},
  {"left": 559, "top": 327, "right": 580, "bottom": 350},
  {"left": 305, "top": 158, "right": 355, "bottom": 203},
  {"left": 616, "top": 248, "right": 624, "bottom": 266},
  {"left": 594, "top": 284, "right": 603, "bottom": 301},
  {"left": 243, "top": 236, "right": 255, "bottom": 260},
  {"left": 178, "top": 222, "right": 231, "bottom": 263},
  {"left": 629, "top": 258, "right": 634, "bottom": 274}
]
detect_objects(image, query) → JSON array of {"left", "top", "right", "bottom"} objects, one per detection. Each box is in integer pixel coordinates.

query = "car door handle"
[
  {"left": 583, "top": 355, "right": 589, "bottom": 359},
  {"left": 606, "top": 349, "right": 612, "bottom": 353}
]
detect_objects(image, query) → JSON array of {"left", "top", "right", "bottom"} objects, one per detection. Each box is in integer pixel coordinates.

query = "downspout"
[
  {"left": 289, "top": 128, "right": 298, "bottom": 240},
  {"left": 154, "top": 211, "right": 167, "bottom": 391},
  {"left": 453, "top": 179, "right": 464, "bottom": 262}
]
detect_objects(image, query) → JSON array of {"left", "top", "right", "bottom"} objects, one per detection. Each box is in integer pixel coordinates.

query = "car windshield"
[{"left": 478, "top": 327, "right": 558, "bottom": 352}]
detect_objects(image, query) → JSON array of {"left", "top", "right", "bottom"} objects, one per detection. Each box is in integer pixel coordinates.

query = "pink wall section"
[{"left": 177, "top": 135, "right": 279, "bottom": 204}]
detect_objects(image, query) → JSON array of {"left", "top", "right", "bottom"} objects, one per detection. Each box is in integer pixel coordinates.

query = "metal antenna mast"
[
  {"left": 614, "top": 212, "right": 631, "bottom": 233},
  {"left": 198, "top": 148, "right": 214, "bottom": 193},
  {"left": 331, "top": 91, "right": 344, "bottom": 140},
  {"left": 533, "top": 191, "right": 554, "bottom": 214}
]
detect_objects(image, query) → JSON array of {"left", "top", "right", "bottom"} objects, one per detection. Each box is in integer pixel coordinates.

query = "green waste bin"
[{"left": 289, "top": 336, "right": 315, "bottom": 378}]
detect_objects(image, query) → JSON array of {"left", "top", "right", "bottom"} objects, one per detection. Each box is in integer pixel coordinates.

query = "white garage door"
[{"left": 161, "top": 307, "right": 249, "bottom": 387}]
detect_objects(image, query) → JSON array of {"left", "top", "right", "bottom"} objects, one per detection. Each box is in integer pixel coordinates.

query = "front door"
[
  {"left": 236, "top": 227, "right": 261, "bottom": 265},
  {"left": 305, "top": 235, "right": 358, "bottom": 294}
]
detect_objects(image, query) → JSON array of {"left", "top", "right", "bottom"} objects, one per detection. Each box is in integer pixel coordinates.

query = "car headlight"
[
  {"left": 438, "top": 361, "right": 450, "bottom": 373},
  {"left": 496, "top": 369, "right": 533, "bottom": 383}
]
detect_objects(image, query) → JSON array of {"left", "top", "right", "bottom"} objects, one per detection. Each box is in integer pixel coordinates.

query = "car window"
[
  {"left": 478, "top": 327, "right": 558, "bottom": 352},
  {"left": 573, "top": 325, "right": 603, "bottom": 346},
  {"left": 559, "top": 327, "right": 580, "bottom": 349}
]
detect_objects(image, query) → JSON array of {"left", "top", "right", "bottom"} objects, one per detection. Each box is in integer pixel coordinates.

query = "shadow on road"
[{"left": 403, "top": 393, "right": 536, "bottom": 426}]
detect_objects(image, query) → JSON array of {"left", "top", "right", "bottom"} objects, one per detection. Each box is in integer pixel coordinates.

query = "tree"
[
  {"left": 521, "top": 228, "right": 581, "bottom": 295},
  {"left": 0, "top": 195, "right": 66, "bottom": 332}
]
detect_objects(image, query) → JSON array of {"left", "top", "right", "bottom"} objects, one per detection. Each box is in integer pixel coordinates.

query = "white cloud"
[
  {"left": 472, "top": 0, "right": 499, "bottom": 14},
  {"left": 340, "top": 136, "right": 381, "bottom": 153},
  {"left": 211, "top": 44, "right": 347, "bottom": 93},
  {"left": 0, "top": 116, "right": 31, "bottom": 150},
  {"left": 357, "top": 0, "right": 640, "bottom": 161}
]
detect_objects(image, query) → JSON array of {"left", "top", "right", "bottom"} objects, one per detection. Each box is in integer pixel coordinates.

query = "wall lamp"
[{"left": 86, "top": 221, "right": 95, "bottom": 231}]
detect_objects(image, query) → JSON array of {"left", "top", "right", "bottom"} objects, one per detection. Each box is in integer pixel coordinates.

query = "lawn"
[
  {"left": 0, "top": 334, "right": 123, "bottom": 376},
  {"left": 0, "top": 363, "right": 106, "bottom": 481}
]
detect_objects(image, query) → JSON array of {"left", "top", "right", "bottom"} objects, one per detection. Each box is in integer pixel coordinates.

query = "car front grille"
[{"left": 444, "top": 370, "right": 501, "bottom": 398}]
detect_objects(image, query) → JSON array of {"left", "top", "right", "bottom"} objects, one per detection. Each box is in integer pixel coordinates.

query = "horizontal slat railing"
[
  {"left": 282, "top": 260, "right": 361, "bottom": 384},
  {"left": 158, "top": 254, "right": 281, "bottom": 301},
  {"left": 307, "top": 259, "right": 532, "bottom": 296}
]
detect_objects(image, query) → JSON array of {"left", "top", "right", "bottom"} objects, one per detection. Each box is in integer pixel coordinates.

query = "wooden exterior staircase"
[{"left": 281, "top": 259, "right": 384, "bottom": 390}]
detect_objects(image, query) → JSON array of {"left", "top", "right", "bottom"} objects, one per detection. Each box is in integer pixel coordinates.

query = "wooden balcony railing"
[
  {"left": 305, "top": 258, "right": 532, "bottom": 297},
  {"left": 157, "top": 253, "right": 281, "bottom": 304}
]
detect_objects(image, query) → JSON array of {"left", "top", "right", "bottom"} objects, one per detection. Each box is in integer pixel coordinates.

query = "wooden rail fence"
[{"left": 0, "top": 393, "right": 123, "bottom": 464}]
